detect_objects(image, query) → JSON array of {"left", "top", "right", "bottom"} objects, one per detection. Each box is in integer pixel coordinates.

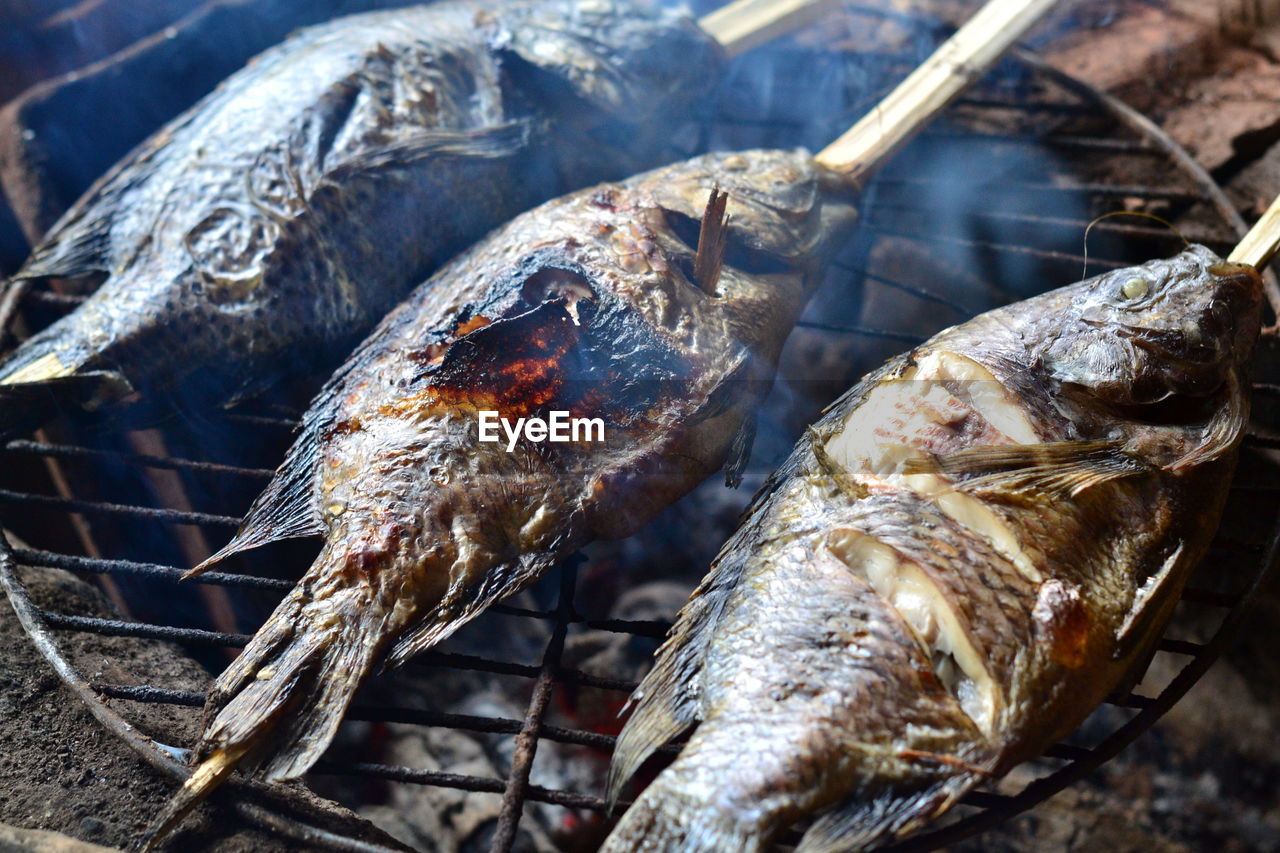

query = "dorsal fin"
[
  {"left": 607, "top": 520, "right": 764, "bottom": 807},
  {"left": 322, "top": 120, "right": 531, "bottom": 182},
  {"left": 186, "top": 430, "right": 323, "bottom": 576}
]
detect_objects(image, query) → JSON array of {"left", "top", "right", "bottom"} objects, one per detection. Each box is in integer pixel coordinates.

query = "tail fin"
[
  {"left": 601, "top": 760, "right": 767, "bottom": 853},
  {"left": 138, "top": 579, "right": 387, "bottom": 850},
  {"left": 134, "top": 744, "right": 247, "bottom": 852},
  {"left": 0, "top": 366, "right": 134, "bottom": 440},
  {"left": 203, "top": 581, "right": 386, "bottom": 781}
]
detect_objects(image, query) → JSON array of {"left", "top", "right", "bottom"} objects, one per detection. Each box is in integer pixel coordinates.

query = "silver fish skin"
[
  {"left": 0, "top": 0, "right": 721, "bottom": 433},
  {"left": 602, "top": 245, "right": 1262, "bottom": 853},
  {"left": 135, "top": 149, "right": 859, "bottom": 848}
]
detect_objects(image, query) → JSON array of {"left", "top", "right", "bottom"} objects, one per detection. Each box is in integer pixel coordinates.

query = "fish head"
[
  {"left": 1026, "top": 245, "right": 1262, "bottom": 470},
  {"left": 412, "top": 150, "right": 861, "bottom": 424},
  {"left": 495, "top": 0, "right": 723, "bottom": 125},
  {"left": 1040, "top": 245, "right": 1262, "bottom": 408}
]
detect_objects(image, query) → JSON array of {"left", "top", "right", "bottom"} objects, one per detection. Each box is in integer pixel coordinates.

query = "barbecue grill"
[{"left": 1, "top": 4, "right": 1277, "bottom": 851}]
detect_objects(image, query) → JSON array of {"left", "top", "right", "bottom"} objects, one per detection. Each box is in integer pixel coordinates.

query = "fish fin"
[
  {"left": 134, "top": 745, "right": 246, "bottom": 853},
  {"left": 794, "top": 773, "right": 983, "bottom": 853},
  {"left": 18, "top": 220, "right": 113, "bottom": 282},
  {"left": 198, "top": 579, "right": 387, "bottom": 782},
  {"left": 323, "top": 120, "right": 532, "bottom": 179},
  {"left": 139, "top": 576, "right": 385, "bottom": 848},
  {"left": 605, "top": 649, "right": 697, "bottom": 810},
  {"left": 0, "top": 368, "right": 134, "bottom": 440},
  {"left": 600, "top": 762, "right": 760, "bottom": 853},
  {"left": 384, "top": 553, "right": 558, "bottom": 669},
  {"left": 1114, "top": 542, "right": 1187, "bottom": 664},
  {"left": 188, "top": 431, "right": 323, "bottom": 576},
  {"left": 723, "top": 412, "right": 756, "bottom": 488},
  {"left": 678, "top": 350, "right": 761, "bottom": 487},
  {"left": 810, "top": 427, "right": 869, "bottom": 501},
  {"left": 1170, "top": 371, "right": 1245, "bottom": 471},
  {"left": 697, "top": 352, "right": 753, "bottom": 422},
  {"left": 904, "top": 439, "right": 1152, "bottom": 498},
  {"left": 607, "top": 535, "right": 763, "bottom": 807}
]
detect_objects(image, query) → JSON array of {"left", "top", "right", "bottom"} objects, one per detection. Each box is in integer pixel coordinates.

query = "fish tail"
[
  {"left": 139, "top": 580, "right": 387, "bottom": 848},
  {"left": 600, "top": 758, "right": 767, "bottom": 853},
  {"left": 0, "top": 356, "right": 133, "bottom": 439},
  {"left": 206, "top": 583, "right": 387, "bottom": 781},
  {"left": 133, "top": 745, "right": 246, "bottom": 852}
]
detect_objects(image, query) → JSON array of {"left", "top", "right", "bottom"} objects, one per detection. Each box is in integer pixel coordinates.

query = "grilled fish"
[
  {"left": 603, "top": 245, "right": 1262, "bottom": 853},
  {"left": 0, "top": 0, "right": 721, "bottom": 435},
  {"left": 138, "top": 149, "right": 860, "bottom": 847}
]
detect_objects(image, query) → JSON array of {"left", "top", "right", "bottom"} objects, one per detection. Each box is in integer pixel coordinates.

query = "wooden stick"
[
  {"left": 816, "top": 0, "right": 1058, "bottom": 179},
  {"left": 1229, "top": 193, "right": 1280, "bottom": 271},
  {"left": 698, "top": 0, "right": 840, "bottom": 58}
]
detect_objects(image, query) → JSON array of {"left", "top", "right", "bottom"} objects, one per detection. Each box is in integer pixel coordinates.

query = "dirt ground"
[{"left": 0, "top": 561, "right": 404, "bottom": 852}]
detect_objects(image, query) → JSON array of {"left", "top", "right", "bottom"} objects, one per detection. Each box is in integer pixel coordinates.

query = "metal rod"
[
  {"left": 490, "top": 561, "right": 577, "bottom": 853},
  {"left": 862, "top": 223, "right": 1133, "bottom": 270},
  {"left": 92, "top": 682, "right": 682, "bottom": 756},
  {"left": 864, "top": 203, "right": 1233, "bottom": 248},
  {"left": 873, "top": 176, "right": 1201, "bottom": 203},
  {"left": 15, "top": 547, "right": 293, "bottom": 590},
  {"left": 0, "top": 487, "right": 242, "bottom": 527},
  {"left": 796, "top": 321, "right": 926, "bottom": 343},
  {"left": 3, "top": 438, "right": 274, "bottom": 479}
]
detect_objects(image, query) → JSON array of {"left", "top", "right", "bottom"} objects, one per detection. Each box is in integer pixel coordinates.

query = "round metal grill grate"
[{"left": 1, "top": 6, "right": 1278, "bottom": 852}]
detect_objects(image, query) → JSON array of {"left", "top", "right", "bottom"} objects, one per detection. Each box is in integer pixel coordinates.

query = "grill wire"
[{"left": 2, "top": 6, "right": 1279, "bottom": 852}]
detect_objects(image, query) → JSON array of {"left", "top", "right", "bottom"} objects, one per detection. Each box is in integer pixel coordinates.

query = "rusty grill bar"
[{"left": 1, "top": 7, "right": 1277, "bottom": 853}]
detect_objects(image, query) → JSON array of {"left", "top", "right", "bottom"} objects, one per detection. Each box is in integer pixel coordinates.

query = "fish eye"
[{"left": 1121, "top": 277, "right": 1150, "bottom": 300}]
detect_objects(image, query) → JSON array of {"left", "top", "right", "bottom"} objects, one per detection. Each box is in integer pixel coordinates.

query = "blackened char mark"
[{"left": 428, "top": 293, "right": 695, "bottom": 429}]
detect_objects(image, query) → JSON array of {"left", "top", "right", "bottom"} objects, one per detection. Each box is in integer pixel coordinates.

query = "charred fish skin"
[
  {"left": 135, "top": 149, "right": 859, "bottom": 845},
  {"left": 0, "top": 0, "right": 722, "bottom": 433},
  {"left": 603, "top": 246, "right": 1262, "bottom": 853}
]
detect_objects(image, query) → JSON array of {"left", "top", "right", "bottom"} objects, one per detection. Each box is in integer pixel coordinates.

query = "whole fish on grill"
[
  {"left": 137, "top": 149, "right": 861, "bottom": 848},
  {"left": 602, "top": 246, "right": 1262, "bottom": 853},
  {"left": 0, "top": 0, "right": 722, "bottom": 436}
]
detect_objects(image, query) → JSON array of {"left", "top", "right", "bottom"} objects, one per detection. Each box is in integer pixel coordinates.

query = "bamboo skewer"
[
  {"left": 1229, "top": 193, "right": 1280, "bottom": 272},
  {"left": 698, "top": 0, "right": 841, "bottom": 58},
  {"left": 816, "top": 0, "right": 1058, "bottom": 178}
]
